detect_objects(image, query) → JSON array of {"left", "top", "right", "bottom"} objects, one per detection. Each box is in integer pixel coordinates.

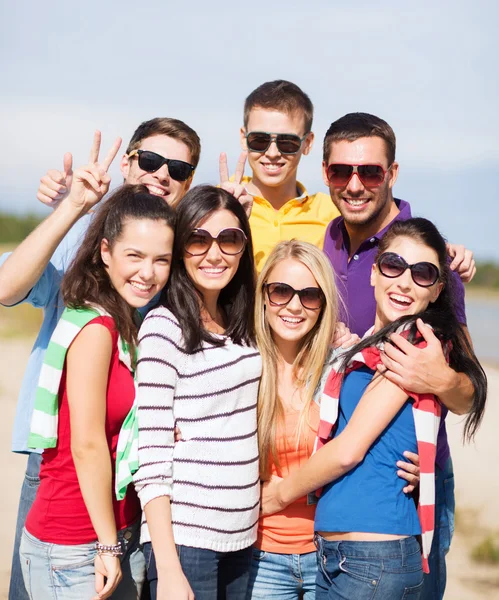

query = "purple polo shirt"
[{"left": 323, "top": 198, "right": 467, "bottom": 470}]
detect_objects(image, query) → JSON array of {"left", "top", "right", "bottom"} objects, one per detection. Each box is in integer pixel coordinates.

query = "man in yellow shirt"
[{"left": 238, "top": 80, "right": 339, "bottom": 271}]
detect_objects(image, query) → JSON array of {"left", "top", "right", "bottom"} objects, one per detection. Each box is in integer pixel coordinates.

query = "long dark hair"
[
  {"left": 341, "top": 218, "right": 487, "bottom": 442},
  {"left": 62, "top": 184, "right": 176, "bottom": 358},
  {"left": 163, "top": 185, "right": 256, "bottom": 352}
]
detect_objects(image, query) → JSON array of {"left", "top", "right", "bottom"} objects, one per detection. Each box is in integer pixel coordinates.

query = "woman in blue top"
[{"left": 261, "top": 218, "right": 486, "bottom": 599}]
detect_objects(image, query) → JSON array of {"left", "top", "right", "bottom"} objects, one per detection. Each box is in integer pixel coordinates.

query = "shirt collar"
[{"left": 241, "top": 176, "right": 309, "bottom": 203}]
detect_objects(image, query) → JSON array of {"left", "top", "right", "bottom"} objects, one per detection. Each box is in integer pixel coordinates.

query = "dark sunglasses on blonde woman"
[{"left": 264, "top": 282, "right": 324, "bottom": 310}]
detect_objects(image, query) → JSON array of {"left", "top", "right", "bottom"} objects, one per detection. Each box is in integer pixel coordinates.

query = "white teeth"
[
  {"left": 262, "top": 164, "right": 282, "bottom": 171},
  {"left": 201, "top": 268, "right": 225, "bottom": 274},
  {"left": 345, "top": 198, "right": 368, "bottom": 206},
  {"left": 147, "top": 185, "right": 167, "bottom": 196},
  {"left": 130, "top": 281, "right": 152, "bottom": 291},
  {"left": 390, "top": 294, "right": 411, "bottom": 304},
  {"left": 281, "top": 316, "right": 303, "bottom": 323}
]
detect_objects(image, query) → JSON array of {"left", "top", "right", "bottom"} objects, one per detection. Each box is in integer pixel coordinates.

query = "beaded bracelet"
[{"left": 95, "top": 542, "right": 123, "bottom": 557}]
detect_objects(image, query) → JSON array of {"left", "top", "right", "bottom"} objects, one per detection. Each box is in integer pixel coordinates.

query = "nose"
[
  {"left": 265, "top": 138, "right": 281, "bottom": 158},
  {"left": 285, "top": 292, "right": 303, "bottom": 312},
  {"left": 396, "top": 268, "right": 413, "bottom": 291},
  {"left": 345, "top": 172, "right": 364, "bottom": 195},
  {"left": 205, "top": 239, "right": 223, "bottom": 262},
  {"left": 138, "top": 260, "right": 154, "bottom": 282},
  {"left": 153, "top": 163, "right": 170, "bottom": 183}
]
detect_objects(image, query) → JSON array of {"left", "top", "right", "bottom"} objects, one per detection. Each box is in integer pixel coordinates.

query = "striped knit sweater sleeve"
[{"left": 132, "top": 308, "right": 181, "bottom": 508}]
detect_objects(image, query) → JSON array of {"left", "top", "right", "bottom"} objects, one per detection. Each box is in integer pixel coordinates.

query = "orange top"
[{"left": 256, "top": 402, "right": 320, "bottom": 554}]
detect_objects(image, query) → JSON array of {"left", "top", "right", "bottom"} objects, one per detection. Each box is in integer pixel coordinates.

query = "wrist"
[
  {"left": 58, "top": 195, "right": 87, "bottom": 220},
  {"left": 437, "top": 365, "right": 459, "bottom": 397}
]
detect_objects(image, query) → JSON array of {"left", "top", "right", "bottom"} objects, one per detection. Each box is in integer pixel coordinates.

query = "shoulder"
[
  {"left": 139, "top": 306, "right": 184, "bottom": 347},
  {"left": 308, "top": 191, "right": 341, "bottom": 220}
]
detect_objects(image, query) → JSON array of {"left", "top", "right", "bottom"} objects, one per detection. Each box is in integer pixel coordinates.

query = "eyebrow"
[{"left": 124, "top": 247, "right": 172, "bottom": 258}]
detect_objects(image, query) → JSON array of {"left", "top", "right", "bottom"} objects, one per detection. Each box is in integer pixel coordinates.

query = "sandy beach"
[{"left": 1, "top": 338, "right": 498, "bottom": 599}]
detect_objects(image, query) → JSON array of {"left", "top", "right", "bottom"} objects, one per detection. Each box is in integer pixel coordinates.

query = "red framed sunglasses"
[{"left": 326, "top": 163, "right": 392, "bottom": 188}]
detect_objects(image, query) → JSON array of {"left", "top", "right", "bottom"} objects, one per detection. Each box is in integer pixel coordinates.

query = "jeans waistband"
[{"left": 314, "top": 534, "right": 421, "bottom": 560}]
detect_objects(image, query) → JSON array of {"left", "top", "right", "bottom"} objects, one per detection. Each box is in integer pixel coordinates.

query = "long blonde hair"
[{"left": 255, "top": 240, "right": 339, "bottom": 480}]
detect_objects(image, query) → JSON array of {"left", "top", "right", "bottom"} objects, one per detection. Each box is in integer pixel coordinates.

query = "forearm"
[
  {"left": 0, "top": 201, "right": 84, "bottom": 305},
  {"left": 73, "top": 440, "right": 117, "bottom": 545},
  {"left": 437, "top": 367, "right": 474, "bottom": 415},
  {"left": 144, "top": 496, "right": 183, "bottom": 576}
]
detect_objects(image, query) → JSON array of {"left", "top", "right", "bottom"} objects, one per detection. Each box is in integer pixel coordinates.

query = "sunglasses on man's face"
[
  {"left": 264, "top": 282, "right": 325, "bottom": 311},
  {"left": 185, "top": 228, "right": 247, "bottom": 257},
  {"left": 245, "top": 131, "right": 308, "bottom": 155},
  {"left": 326, "top": 163, "right": 391, "bottom": 188},
  {"left": 377, "top": 252, "right": 440, "bottom": 288},
  {"left": 128, "top": 149, "right": 195, "bottom": 182}
]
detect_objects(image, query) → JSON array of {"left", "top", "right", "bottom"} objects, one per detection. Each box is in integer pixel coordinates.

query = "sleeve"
[
  {"left": 448, "top": 267, "right": 467, "bottom": 326},
  {"left": 132, "top": 309, "right": 181, "bottom": 508}
]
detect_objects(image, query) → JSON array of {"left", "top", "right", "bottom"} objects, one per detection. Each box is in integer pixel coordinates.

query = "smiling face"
[
  {"left": 322, "top": 136, "right": 399, "bottom": 231},
  {"left": 241, "top": 108, "right": 313, "bottom": 191},
  {"left": 371, "top": 235, "right": 443, "bottom": 330},
  {"left": 121, "top": 134, "right": 193, "bottom": 207},
  {"left": 101, "top": 218, "right": 174, "bottom": 308},
  {"left": 264, "top": 258, "right": 323, "bottom": 351},
  {"left": 183, "top": 209, "right": 244, "bottom": 300}
]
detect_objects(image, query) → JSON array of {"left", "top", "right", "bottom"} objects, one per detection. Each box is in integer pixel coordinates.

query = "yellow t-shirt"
[{"left": 243, "top": 177, "right": 340, "bottom": 272}]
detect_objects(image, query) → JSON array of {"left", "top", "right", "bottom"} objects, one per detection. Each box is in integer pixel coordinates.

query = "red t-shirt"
[{"left": 26, "top": 316, "right": 140, "bottom": 544}]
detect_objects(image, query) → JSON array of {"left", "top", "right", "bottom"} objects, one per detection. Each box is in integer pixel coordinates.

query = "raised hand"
[
  {"left": 219, "top": 151, "right": 254, "bottom": 217},
  {"left": 67, "top": 131, "right": 122, "bottom": 214},
  {"left": 447, "top": 242, "right": 476, "bottom": 283},
  {"left": 37, "top": 152, "right": 74, "bottom": 209}
]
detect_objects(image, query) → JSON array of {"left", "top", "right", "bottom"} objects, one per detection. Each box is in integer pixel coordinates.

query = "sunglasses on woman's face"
[
  {"left": 264, "top": 282, "right": 324, "bottom": 310},
  {"left": 245, "top": 131, "right": 308, "bottom": 155},
  {"left": 326, "top": 163, "right": 391, "bottom": 188},
  {"left": 377, "top": 252, "right": 440, "bottom": 287},
  {"left": 185, "top": 228, "right": 247, "bottom": 256},
  {"left": 128, "top": 149, "right": 195, "bottom": 182}
]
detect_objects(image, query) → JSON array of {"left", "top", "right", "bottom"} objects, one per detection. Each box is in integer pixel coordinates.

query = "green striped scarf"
[
  {"left": 115, "top": 404, "right": 139, "bottom": 500},
  {"left": 28, "top": 305, "right": 133, "bottom": 450}
]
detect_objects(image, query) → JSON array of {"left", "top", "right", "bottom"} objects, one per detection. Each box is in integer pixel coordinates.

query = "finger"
[
  {"left": 403, "top": 450, "right": 420, "bottom": 466},
  {"left": 397, "top": 469, "right": 419, "bottom": 484},
  {"left": 36, "top": 191, "right": 59, "bottom": 205},
  {"left": 89, "top": 130, "right": 102, "bottom": 164},
  {"left": 465, "top": 264, "right": 477, "bottom": 283},
  {"left": 219, "top": 152, "right": 229, "bottom": 183},
  {"left": 63, "top": 152, "right": 73, "bottom": 177},
  {"left": 403, "top": 484, "right": 416, "bottom": 494},
  {"left": 378, "top": 366, "right": 404, "bottom": 387},
  {"left": 396, "top": 461, "right": 419, "bottom": 475},
  {"left": 101, "top": 137, "right": 122, "bottom": 171},
  {"left": 44, "top": 169, "right": 66, "bottom": 186},
  {"left": 220, "top": 181, "right": 236, "bottom": 195},
  {"left": 415, "top": 319, "right": 439, "bottom": 344},
  {"left": 94, "top": 571, "right": 104, "bottom": 594},
  {"left": 76, "top": 170, "right": 102, "bottom": 194},
  {"left": 39, "top": 179, "right": 66, "bottom": 196},
  {"left": 233, "top": 151, "right": 247, "bottom": 184},
  {"left": 448, "top": 245, "right": 464, "bottom": 270},
  {"left": 388, "top": 333, "right": 420, "bottom": 356}
]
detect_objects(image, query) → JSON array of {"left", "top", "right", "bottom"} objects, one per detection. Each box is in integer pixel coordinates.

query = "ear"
[
  {"left": 430, "top": 281, "right": 444, "bottom": 304},
  {"left": 301, "top": 131, "right": 315, "bottom": 156},
  {"left": 322, "top": 160, "right": 330, "bottom": 188},
  {"left": 387, "top": 161, "right": 399, "bottom": 189},
  {"left": 101, "top": 238, "right": 111, "bottom": 267},
  {"left": 370, "top": 262, "right": 377, "bottom": 287},
  {"left": 120, "top": 153, "right": 131, "bottom": 181},
  {"left": 240, "top": 127, "right": 248, "bottom": 151}
]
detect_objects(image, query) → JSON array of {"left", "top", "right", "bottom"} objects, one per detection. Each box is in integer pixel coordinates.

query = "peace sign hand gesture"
[
  {"left": 219, "top": 151, "right": 253, "bottom": 217},
  {"left": 68, "top": 131, "right": 122, "bottom": 215}
]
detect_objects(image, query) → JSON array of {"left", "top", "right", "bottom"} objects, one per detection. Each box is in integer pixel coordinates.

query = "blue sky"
[{"left": 1, "top": 0, "right": 498, "bottom": 259}]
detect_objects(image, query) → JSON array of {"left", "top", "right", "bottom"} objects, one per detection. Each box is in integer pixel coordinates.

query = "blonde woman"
[{"left": 250, "top": 240, "right": 420, "bottom": 600}]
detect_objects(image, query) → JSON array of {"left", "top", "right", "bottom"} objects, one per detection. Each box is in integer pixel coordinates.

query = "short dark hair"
[
  {"left": 244, "top": 80, "right": 314, "bottom": 134},
  {"left": 62, "top": 184, "right": 176, "bottom": 360},
  {"left": 323, "top": 112, "right": 396, "bottom": 165},
  {"left": 126, "top": 117, "right": 201, "bottom": 168},
  {"left": 164, "top": 185, "right": 256, "bottom": 352}
]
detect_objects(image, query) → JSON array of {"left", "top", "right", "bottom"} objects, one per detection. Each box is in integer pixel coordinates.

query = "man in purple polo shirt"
[{"left": 321, "top": 112, "right": 474, "bottom": 600}]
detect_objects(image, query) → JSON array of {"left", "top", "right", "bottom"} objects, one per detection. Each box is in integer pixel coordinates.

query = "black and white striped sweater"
[{"left": 133, "top": 306, "right": 262, "bottom": 552}]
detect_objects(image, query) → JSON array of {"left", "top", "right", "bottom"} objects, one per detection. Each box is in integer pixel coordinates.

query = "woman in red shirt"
[{"left": 20, "top": 170, "right": 175, "bottom": 600}]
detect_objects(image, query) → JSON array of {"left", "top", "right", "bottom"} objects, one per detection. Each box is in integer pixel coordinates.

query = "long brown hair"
[{"left": 61, "top": 184, "right": 175, "bottom": 359}]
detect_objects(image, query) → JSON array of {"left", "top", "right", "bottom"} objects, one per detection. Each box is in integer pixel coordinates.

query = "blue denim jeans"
[
  {"left": 247, "top": 547, "right": 317, "bottom": 599},
  {"left": 315, "top": 535, "right": 424, "bottom": 599},
  {"left": 19, "top": 521, "right": 145, "bottom": 600},
  {"left": 9, "top": 452, "right": 42, "bottom": 600},
  {"left": 144, "top": 541, "right": 252, "bottom": 600},
  {"left": 420, "top": 457, "right": 455, "bottom": 600}
]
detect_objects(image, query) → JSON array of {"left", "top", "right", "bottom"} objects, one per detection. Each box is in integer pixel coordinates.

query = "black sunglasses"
[
  {"left": 128, "top": 149, "right": 195, "bottom": 182},
  {"left": 185, "top": 228, "right": 247, "bottom": 256},
  {"left": 264, "top": 282, "right": 324, "bottom": 310},
  {"left": 377, "top": 252, "right": 440, "bottom": 288},
  {"left": 245, "top": 131, "right": 308, "bottom": 155}
]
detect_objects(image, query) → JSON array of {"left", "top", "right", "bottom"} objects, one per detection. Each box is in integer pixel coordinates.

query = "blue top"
[
  {"left": 314, "top": 366, "right": 421, "bottom": 536},
  {"left": 1, "top": 215, "right": 91, "bottom": 453}
]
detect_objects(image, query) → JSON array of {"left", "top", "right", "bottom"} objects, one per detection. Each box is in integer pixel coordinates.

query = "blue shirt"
[
  {"left": 314, "top": 367, "right": 421, "bottom": 536},
  {"left": 1, "top": 216, "right": 91, "bottom": 453}
]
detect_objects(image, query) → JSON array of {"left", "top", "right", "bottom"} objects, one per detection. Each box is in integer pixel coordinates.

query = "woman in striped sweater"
[
  {"left": 261, "top": 219, "right": 487, "bottom": 599},
  {"left": 132, "top": 186, "right": 261, "bottom": 600}
]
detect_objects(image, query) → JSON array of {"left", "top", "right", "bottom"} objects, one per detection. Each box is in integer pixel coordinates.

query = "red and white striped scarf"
[{"left": 315, "top": 325, "right": 442, "bottom": 574}]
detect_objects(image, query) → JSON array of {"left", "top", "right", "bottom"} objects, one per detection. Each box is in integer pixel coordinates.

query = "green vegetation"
[
  {"left": 471, "top": 536, "right": 499, "bottom": 564},
  {"left": 467, "top": 261, "right": 499, "bottom": 289},
  {"left": 0, "top": 212, "right": 43, "bottom": 244}
]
